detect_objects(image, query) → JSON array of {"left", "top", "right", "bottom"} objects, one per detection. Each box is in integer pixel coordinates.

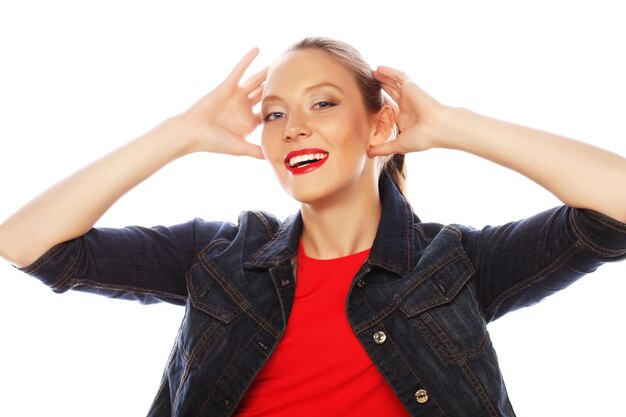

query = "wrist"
[
  {"left": 157, "top": 115, "right": 202, "bottom": 158},
  {"left": 427, "top": 105, "right": 468, "bottom": 150}
]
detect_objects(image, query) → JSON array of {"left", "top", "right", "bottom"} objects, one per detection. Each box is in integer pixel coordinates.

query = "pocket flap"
[
  {"left": 400, "top": 249, "right": 475, "bottom": 317},
  {"left": 186, "top": 263, "right": 240, "bottom": 323}
]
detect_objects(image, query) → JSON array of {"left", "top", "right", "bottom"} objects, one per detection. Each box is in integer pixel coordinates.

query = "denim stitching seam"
[
  {"left": 49, "top": 241, "right": 83, "bottom": 291},
  {"left": 354, "top": 250, "right": 470, "bottom": 333},
  {"left": 584, "top": 209, "right": 626, "bottom": 232},
  {"left": 21, "top": 244, "right": 66, "bottom": 274},
  {"left": 460, "top": 362, "right": 500, "bottom": 417},
  {"left": 485, "top": 243, "right": 580, "bottom": 320},
  {"left": 356, "top": 290, "right": 448, "bottom": 416},
  {"left": 249, "top": 211, "right": 276, "bottom": 238},
  {"left": 383, "top": 325, "right": 449, "bottom": 417},
  {"left": 198, "top": 256, "right": 280, "bottom": 338},
  {"left": 570, "top": 210, "right": 626, "bottom": 256},
  {"left": 197, "top": 327, "right": 268, "bottom": 417},
  {"left": 414, "top": 224, "right": 435, "bottom": 243},
  {"left": 67, "top": 279, "right": 188, "bottom": 303}
]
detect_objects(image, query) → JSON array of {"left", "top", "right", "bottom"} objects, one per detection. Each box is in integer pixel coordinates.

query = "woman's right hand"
[
  {"left": 0, "top": 48, "right": 267, "bottom": 268},
  {"left": 179, "top": 48, "right": 267, "bottom": 159}
]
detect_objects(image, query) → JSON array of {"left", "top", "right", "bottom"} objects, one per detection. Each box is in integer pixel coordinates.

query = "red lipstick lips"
[{"left": 284, "top": 148, "right": 329, "bottom": 175}]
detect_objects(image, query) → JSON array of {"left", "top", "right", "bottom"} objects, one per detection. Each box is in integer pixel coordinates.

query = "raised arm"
[
  {"left": 369, "top": 66, "right": 626, "bottom": 223},
  {"left": 0, "top": 48, "right": 267, "bottom": 268}
]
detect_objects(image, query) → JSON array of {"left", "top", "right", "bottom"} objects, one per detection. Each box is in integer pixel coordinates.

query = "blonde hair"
[{"left": 288, "top": 37, "right": 407, "bottom": 197}]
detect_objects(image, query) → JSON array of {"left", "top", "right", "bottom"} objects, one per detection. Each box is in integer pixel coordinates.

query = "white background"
[{"left": 1, "top": 1, "right": 625, "bottom": 416}]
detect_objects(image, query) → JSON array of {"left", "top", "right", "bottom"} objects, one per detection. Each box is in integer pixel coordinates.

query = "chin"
[
  {"left": 286, "top": 178, "right": 364, "bottom": 208},
  {"left": 284, "top": 186, "right": 328, "bottom": 206},
  {"left": 273, "top": 161, "right": 373, "bottom": 207}
]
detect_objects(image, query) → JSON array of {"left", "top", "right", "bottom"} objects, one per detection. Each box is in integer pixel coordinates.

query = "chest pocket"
[
  {"left": 187, "top": 261, "right": 241, "bottom": 323},
  {"left": 400, "top": 249, "right": 488, "bottom": 364},
  {"left": 178, "top": 262, "right": 242, "bottom": 366}
]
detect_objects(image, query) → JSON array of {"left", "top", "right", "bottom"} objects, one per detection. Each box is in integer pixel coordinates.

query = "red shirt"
[{"left": 235, "top": 243, "right": 410, "bottom": 417}]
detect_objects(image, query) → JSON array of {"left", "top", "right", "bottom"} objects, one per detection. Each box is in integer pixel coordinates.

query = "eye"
[
  {"left": 263, "top": 112, "right": 285, "bottom": 122},
  {"left": 313, "top": 101, "right": 336, "bottom": 110}
]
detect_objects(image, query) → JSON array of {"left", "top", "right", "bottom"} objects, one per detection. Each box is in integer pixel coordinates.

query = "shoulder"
[
  {"left": 238, "top": 210, "right": 283, "bottom": 237},
  {"left": 189, "top": 210, "right": 283, "bottom": 254},
  {"left": 411, "top": 213, "right": 475, "bottom": 243}
]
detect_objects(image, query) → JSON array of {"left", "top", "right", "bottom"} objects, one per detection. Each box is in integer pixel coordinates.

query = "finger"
[
  {"left": 241, "top": 66, "right": 268, "bottom": 93},
  {"left": 374, "top": 71, "right": 402, "bottom": 102},
  {"left": 248, "top": 84, "right": 264, "bottom": 104},
  {"left": 374, "top": 70, "right": 401, "bottom": 90},
  {"left": 227, "top": 47, "right": 260, "bottom": 84},
  {"left": 376, "top": 65, "right": 410, "bottom": 85},
  {"left": 367, "top": 140, "right": 405, "bottom": 158},
  {"left": 380, "top": 82, "right": 401, "bottom": 104}
]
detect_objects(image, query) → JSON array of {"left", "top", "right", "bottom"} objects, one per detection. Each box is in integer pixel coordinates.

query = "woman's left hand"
[
  {"left": 368, "top": 66, "right": 447, "bottom": 157},
  {"left": 373, "top": 67, "right": 626, "bottom": 224}
]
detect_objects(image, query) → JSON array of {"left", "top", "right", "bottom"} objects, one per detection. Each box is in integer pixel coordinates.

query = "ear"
[{"left": 369, "top": 104, "right": 395, "bottom": 147}]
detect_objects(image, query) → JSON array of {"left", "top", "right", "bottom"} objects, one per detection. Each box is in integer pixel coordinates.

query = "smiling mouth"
[
  {"left": 288, "top": 152, "right": 328, "bottom": 168},
  {"left": 284, "top": 149, "right": 329, "bottom": 175}
]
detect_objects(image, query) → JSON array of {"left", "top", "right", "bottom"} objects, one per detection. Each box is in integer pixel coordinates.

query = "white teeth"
[{"left": 288, "top": 153, "right": 328, "bottom": 168}]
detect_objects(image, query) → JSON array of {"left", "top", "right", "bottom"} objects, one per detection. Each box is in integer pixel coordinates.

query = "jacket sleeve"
[
  {"left": 19, "top": 218, "right": 231, "bottom": 305},
  {"left": 462, "top": 206, "right": 626, "bottom": 322}
]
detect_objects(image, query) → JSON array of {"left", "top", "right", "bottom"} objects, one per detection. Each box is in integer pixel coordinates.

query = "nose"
[{"left": 284, "top": 112, "right": 312, "bottom": 141}]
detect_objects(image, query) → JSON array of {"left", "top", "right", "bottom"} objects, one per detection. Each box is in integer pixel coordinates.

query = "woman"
[{"left": 0, "top": 37, "right": 624, "bottom": 416}]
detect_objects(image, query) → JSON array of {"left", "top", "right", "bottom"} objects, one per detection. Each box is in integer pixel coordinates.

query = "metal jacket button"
[
  {"left": 415, "top": 389, "right": 429, "bottom": 404},
  {"left": 373, "top": 331, "right": 387, "bottom": 344}
]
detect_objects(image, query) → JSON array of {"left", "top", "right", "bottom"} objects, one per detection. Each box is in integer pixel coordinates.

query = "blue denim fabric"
[{"left": 21, "top": 175, "right": 626, "bottom": 417}]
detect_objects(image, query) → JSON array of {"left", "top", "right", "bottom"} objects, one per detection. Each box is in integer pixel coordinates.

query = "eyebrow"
[{"left": 262, "top": 82, "right": 344, "bottom": 104}]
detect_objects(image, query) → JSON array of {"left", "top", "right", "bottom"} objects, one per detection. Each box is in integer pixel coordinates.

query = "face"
[{"left": 261, "top": 49, "right": 382, "bottom": 206}]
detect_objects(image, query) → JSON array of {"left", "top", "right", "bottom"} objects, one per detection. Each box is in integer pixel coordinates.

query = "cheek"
[
  {"left": 323, "top": 110, "right": 370, "bottom": 150},
  {"left": 260, "top": 130, "right": 291, "bottom": 184},
  {"left": 260, "top": 128, "right": 281, "bottom": 162}
]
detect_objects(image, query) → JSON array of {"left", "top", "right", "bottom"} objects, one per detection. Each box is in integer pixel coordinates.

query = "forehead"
[{"left": 263, "top": 49, "right": 359, "bottom": 98}]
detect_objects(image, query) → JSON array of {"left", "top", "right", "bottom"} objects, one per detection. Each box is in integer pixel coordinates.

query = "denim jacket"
[{"left": 22, "top": 175, "right": 626, "bottom": 417}]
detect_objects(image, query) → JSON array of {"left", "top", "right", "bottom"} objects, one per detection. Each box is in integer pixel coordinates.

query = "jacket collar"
[{"left": 244, "top": 174, "right": 416, "bottom": 277}]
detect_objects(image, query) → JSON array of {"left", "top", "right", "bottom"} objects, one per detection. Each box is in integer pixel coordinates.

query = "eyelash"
[
  {"left": 263, "top": 100, "right": 337, "bottom": 123},
  {"left": 313, "top": 100, "right": 336, "bottom": 110}
]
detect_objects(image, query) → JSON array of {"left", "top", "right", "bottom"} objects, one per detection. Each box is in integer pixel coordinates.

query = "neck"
[{"left": 299, "top": 174, "right": 381, "bottom": 260}]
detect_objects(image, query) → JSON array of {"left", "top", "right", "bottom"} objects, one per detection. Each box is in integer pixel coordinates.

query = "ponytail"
[{"left": 381, "top": 153, "right": 407, "bottom": 198}]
